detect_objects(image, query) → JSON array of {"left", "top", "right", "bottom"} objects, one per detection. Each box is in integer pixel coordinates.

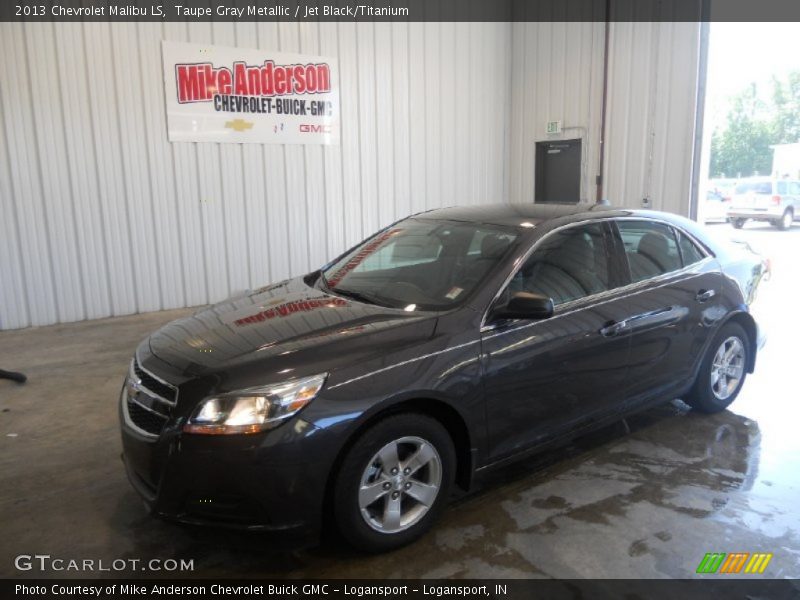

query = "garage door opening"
[
  {"left": 695, "top": 21, "right": 800, "bottom": 529},
  {"left": 697, "top": 23, "right": 800, "bottom": 227}
]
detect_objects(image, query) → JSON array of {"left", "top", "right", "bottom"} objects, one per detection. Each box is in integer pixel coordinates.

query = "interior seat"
[{"left": 627, "top": 231, "right": 679, "bottom": 281}]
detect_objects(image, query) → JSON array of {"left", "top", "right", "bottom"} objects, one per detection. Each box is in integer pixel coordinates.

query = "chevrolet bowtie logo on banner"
[
  {"left": 696, "top": 552, "right": 773, "bottom": 574},
  {"left": 224, "top": 119, "right": 254, "bottom": 132},
  {"left": 162, "top": 41, "right": 340, "bottom": 145}
]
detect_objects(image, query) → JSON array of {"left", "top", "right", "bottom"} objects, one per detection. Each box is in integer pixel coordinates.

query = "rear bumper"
[{"left": 727, "top": 207, "right": 784, "bottom": 220}]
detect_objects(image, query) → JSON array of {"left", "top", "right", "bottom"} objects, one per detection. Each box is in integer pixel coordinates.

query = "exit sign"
[{"left": 546, "top": 120, "right": 562, "bottom": 134}]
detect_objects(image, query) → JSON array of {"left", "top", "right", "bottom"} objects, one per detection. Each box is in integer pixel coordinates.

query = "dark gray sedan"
[{"left": 120, "top": 204, "right": 768, "bottom": 552}]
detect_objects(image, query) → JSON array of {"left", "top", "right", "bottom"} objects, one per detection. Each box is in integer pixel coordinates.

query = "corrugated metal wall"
[
  {"left": 508, "top": 20, "right": 701, "bottom": 212},
  {"left": 0, "top": 21, "right": 511, "bottom": 330},
  {"left": 604, "top": 21, "right": 700, "bottom": 215},
  {"left": 1, "top": 19, "right": 702, "bottom": 331},
  {"left": 508, "top": 21, "right": 606, "bottom": 204}
]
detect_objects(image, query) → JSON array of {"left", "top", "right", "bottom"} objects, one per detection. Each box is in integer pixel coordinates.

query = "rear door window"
[{"left": 616, "top": 220, "right": 682, "bottom": 283}]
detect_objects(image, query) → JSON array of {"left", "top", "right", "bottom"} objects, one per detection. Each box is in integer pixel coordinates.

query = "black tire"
[
  {"left": 685, "top": 322, "right": 749, "bottom": 414},
  {"left": 333, "top": 413, "right": 456, "bottom": 552},
  {"left": 775, "top": 208, "right": 793, "bottom": 230},
  {"left": 731, "top": 218, "right": 746, "bottom": 229}
]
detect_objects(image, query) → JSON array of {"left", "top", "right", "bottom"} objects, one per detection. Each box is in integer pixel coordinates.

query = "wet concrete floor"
[{"left": 1, "top": 223, "right": 798, "bottom": 579}]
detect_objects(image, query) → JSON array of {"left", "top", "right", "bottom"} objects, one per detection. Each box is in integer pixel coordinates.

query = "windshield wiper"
[
  {"left": 317, "top": 270, "right": 331, "bottom": 292},
  {"left": 317, "top": 270, "right": 391, "bottom": 307},
  {"left": 327, "top": 286, "right": 386, "bottom": 307}
]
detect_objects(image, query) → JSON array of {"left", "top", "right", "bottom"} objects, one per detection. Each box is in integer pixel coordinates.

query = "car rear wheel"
[
  {"left": 685, "top": 322, "right": 749, "bottom": 413},
  {"left": 731, "top": 218, "right": 746, "bottom": 229},
  {"left": 774, "top": 208, "right": 793, "bottom": 230},
  {"left": 333, "top": 413, "right": 455, "bottom": 552}
]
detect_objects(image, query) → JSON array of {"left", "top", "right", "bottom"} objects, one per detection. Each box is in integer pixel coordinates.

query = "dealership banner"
[{"left": 162, "top": 41, "right": 339, "bottom": 145}]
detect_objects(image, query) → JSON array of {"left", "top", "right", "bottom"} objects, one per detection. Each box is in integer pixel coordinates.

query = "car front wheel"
[
  {"left": 685, "top": 322, "right": 749, "bottom": 413},
  {"left": 731, "top": 218, "right": 746, "bottom": 229},
  {"left": 333, "top": 413, "right": 455, "bottom": 552}
]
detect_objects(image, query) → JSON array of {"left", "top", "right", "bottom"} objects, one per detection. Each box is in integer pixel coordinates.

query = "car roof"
[
  {"left": 412, "top": 203, "right": 723, "bottom": 257},
  {"left": 416, "top": 203, "right": 629, "bottom": 229}
]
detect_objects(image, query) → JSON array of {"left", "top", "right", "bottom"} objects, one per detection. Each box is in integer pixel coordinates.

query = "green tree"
[
  {"left": 770, "top": 72, "right": 800, "bottom": 144},
  {"left": 709, "top": 84, "right": 773, "bottom": 178},
  {"left": 709, "top": 73, "right": 800, "bottom": 179}
]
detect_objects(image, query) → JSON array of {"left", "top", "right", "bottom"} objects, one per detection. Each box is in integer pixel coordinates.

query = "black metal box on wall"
[{"left": 535, "top": 139, "right": 582, "bottom": 204}]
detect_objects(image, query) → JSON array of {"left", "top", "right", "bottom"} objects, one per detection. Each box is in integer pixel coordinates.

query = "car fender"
[{"left": 688, "top": 308, "right": 759, "bottom": 386}]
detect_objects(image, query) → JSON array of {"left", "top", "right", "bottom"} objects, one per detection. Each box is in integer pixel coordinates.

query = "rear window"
[
  {"left": 675, "top": 229, "right": 706, "bottom": 266},
  {"left": 735, "top": 181, "right": 772, "bottom": 194}
]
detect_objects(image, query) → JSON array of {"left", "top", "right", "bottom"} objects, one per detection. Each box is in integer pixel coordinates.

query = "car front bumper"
[{"left": 119, "top": 385, "right": 335, "bottom": 536}]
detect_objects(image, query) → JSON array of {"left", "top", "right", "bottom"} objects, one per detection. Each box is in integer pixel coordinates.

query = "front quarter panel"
[{"left": 302, "top": 308, "right": 486, "bottom": 466}]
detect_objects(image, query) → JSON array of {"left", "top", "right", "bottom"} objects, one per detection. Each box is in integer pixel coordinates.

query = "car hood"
[{"left": 147, "top": 275, "right": 436, "bottom": 376}]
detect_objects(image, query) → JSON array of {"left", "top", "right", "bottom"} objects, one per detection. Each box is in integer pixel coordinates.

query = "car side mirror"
[{"left": 493, "top": 292, "right": 554, "bottom": 321}]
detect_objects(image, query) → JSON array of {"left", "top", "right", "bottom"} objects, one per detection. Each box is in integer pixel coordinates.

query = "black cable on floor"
[{"left": 0, "top": 369, "right": 26, "bottom": 384}]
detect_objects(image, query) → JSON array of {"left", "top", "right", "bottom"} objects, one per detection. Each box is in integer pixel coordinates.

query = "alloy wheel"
[
  {"left": 710, "top": 336, "right": 745, "bottom": 401},
  {"left": 358, "top": 436, "right": 442, "bottom": 534}
]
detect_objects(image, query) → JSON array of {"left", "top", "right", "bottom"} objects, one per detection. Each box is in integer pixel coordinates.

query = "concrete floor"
[{"left": 1, "top": 223, "right": 799, "bottom": 579}]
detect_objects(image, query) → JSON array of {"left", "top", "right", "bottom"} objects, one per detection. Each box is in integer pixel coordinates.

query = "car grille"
[
  {"left": 132, "top": 360, "right": 177, "bottom": 404},
  {"left": 126, "top": 399, "right": 169, "bottom": 435},
  {"left": 124, "top": 358, "right": 178, "bottom": 437}
]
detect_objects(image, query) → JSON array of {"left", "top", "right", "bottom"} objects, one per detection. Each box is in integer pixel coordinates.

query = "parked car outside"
[
  {"left": 702, "top": 179, "right": 737, "bottom": 223},
  {"left": 727, "top": 177, "right": 800, "bottom": 229},
  {"left": 120, "top": 204, "right": 768, "bottom": 552},
  {"left": 703, "top": 188, "right": 730, "bottom": 223}
]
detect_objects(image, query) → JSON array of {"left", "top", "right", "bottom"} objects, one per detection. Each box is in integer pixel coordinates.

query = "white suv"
[{"left": 727, "top": 177, "right": 799, "bottom": 230}]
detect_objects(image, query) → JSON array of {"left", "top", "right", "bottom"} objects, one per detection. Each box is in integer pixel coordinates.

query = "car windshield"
[
  {"left": 319, "top": 218, "right": 519, "bottom": 311},
  {"left": 735, "top": 181, "right": 772, "bottom": 194}
]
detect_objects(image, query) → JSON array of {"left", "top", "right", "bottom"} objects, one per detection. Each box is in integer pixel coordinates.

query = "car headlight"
[{"left": 183, "top": 373, "right": 327, "bottom": 435}]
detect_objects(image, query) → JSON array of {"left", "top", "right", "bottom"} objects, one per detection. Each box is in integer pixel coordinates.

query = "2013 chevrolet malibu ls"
[{"left": 120, "top": 204, "right": 767, "bottom": 552}]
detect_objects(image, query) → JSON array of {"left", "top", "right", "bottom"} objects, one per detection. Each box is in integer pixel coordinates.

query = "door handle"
[
  {"left": 601, "top": 307, "right": 678, "bottom": 337},
  {"left": 599, "top": 320, "right": 627, "bottom": 337},
  {"left": 695, "top": 289, "right": 716, "bottom": 303}
]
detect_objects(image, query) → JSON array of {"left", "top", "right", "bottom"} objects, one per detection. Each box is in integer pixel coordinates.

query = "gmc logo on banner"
[{"left": 299, "top": 124, "right": 332, "bottom": 133}]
